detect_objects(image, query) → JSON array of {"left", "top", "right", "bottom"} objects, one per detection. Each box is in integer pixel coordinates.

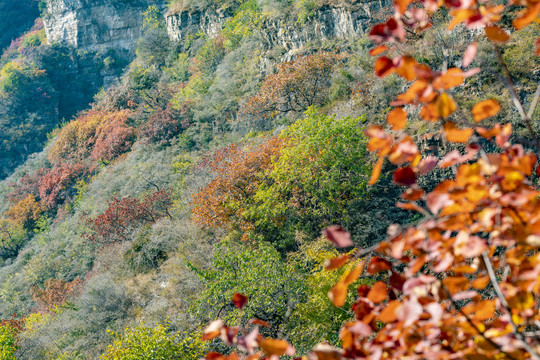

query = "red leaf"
[
  {"left": 393, "top": 167, "right": 417, "bottom": 186},
  {"left": 324, "top": 226, "right": 353, "bottom": 248},
  {"left": 232, "top": 293, "right": 248, "bottom": 309},
  {"left": 367, "top": 257, "right": 392, "bottom": 274}
]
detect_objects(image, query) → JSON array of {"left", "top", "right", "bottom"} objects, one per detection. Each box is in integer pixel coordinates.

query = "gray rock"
[{"left": 44, "top": 0, "right": 166, "bottom": 57}]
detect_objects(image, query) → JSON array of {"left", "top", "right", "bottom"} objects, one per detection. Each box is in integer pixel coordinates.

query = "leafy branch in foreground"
[{"left": 199, "top": 0, "right": 540, "bottom": 357}]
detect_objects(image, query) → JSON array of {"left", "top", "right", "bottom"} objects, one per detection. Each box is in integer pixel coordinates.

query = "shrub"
[
  {"left": 85, "top": 190, "right": 173, "bottom": 245},
  {"left": 0, "top": 318, "right": 23, "bottom": 360},
  {"left": 191, "top": 136, "right": 287, "bottom": 238},
  {"left": 6, "top": 194, "right": 43, "bottom": 231},
  {"left": 38, "top": 163, "right": 92, "bottom": 209},
  {"left": 49, "top": 109, "right": 134, "bottom": 165},
  {"left": 100, "top": 322, "right": 205, "bottom": 360},
  {"left": 138, "top": 102, "right": 191, "bottom": 145},
  {"left": 0, "top": 218, "right": 27, "bottom": 260},
  {"left": 239, "top": 52, "right": 342, "bottom": 128},
  {"left": 30, "top": 278, "right": 82, "bottom": 312}
]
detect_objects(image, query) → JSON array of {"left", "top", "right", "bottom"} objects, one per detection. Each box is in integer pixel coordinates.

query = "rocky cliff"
[
  {"left": 45, "top": 0, "right": 388, "bottom": 62},
  {"left": 166, "top": 1, "right": 389, "bottom": 60},
  {"left": 44, "top": 0, "right": 166, "bottom": 56}
]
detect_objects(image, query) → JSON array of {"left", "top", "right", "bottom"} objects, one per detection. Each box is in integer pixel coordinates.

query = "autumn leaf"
[
  {"left": 443, "top": 121, "right": 473, "bottom": 143},
  {"left": 433, "top": 68, "right": 464, "bottom": 90},
  {"left": 377, "top": 300, "right": 401, "bottom": 323},
  {"left": 472, "top": 99, "right": 500, "bottom": 122},
  {"left": 463, "top": 42, "right": 477, "bottom": 68},
  {"left": 258, "top": 338, "right": 294, "bottom": 357},
  {"left": 367, "top": 257, "right": 393, "bottom": 274},
  {"left": 437, "top": 93, "right": 457, "bottom": 118},
  {"left": 387, "top": 107, "right": 407, "bottom": 130},
  {"left": 513, "top": 3, "right": 540, "bottom": 30},
  {"left": 324, "top": 254, "right": 350, "bottom": 270},
  {"left": 367, "top": 282, "right": 388, "bottom": 303},
  {"left": 369, "top": 158, "right": 384, "bottom": 185},
  {"left": 232, "top": 293, "right": 248, "bottom": 309},
  {"left": 393, "top": 166, "right": 417, "bottom": 186},
  {"left": 203, "top": 320, "right": 225, "bottom": 341},
  {"left": 374, "top": 56, "right": 396, "bottom": 77},
  {"left": 324, "top": 226, "right": 353, "bottom": 248},
  {"left": 471, "top": 276, "right": 490, "bottom": 290},
  {"left": 313, "top": 343, "right": 343, "bottom": 360},
  {"left": 328, "top": 282, "right": 348, "bottom": 307},
  {"left": 485, "top": 26, "right": 510, "bottom": 43},
  {"left": 369, "top": 45, "right": 388, "bottom": 56}
]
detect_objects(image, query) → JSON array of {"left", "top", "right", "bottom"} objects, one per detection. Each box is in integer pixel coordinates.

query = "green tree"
[
  {"left": 251, "top": 109, "right": 371, "bottom": 247},
  {"left": 0, "top": 322, "right": 19, "bottom": 360},
  {"left": 100, "top": 322, "right": 205, "bottom": 360}
]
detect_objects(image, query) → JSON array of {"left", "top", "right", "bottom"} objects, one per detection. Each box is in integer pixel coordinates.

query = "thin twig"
[
  {"left": 440, "top": 283, "right": 520, "bottom": 360},
  {"left": 493, "top": 45, "right": 540, "bottom": 154},
  {"left": 481, "top": 251, "right": 540, "bottom": 360}
]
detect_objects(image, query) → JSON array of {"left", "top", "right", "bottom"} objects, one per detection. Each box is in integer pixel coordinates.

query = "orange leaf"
[
  {"left": 375, "top": 56, "right": 396, "bottom": 77},
  {"left": 324, "top": 254, "right": 351, "bottom": 270},
  {"left": 474, "top": 300, "right": 496, "bottom": 321},
  {"left": 387, "top": 108, "right": 407, "bottom": 130},
  {"left": 369, "top": 45, "right": 388, "bottom": 56},
  {"left": 313, "top": 343, "right": 343, "bottom": 360},
  {"left": 367, "top": 281, "right": 388, "bottom": 303},
  {"left": 369, "top": 157, "right": 384, "bottom": 185},
  {"left": 377, "top": 300, "right": 401, "bottom": 323},
  {"left": 395, "top": 0, "right": 414, "bottom": 14},
  {"left": 513, "top": 3, "right": 540, "bottom": 30},
  {"left": 328, "top": 282, "right": 348, "bottom": 307},
  {"left": 536, "top": 38, "right": 540, "bottom": 56},
  {"left": 437, "top": 93, "right": 457, "bottom": 118},
  {"left": 472, "top": 276, "right": 490, "bottom": 290},
  {"left": 396, "top": 56, "right": 418, "bottom": 81},
  {"left": 472, "top": 99, "right": 501, "bottom": 122},
  {"left": 448, "top": 9, "right": 476, "bottom": 30},
  {"left": 258, "top": 338, "right": 293, "bottom": 357},
  {"left": 442, "top": 276, "right": 469, "bottom": 295},
  {"left": 420, "top": 102, "right": 439, "bottom": 121},
  {"left": 344, "top": 263, "right": 364, "bottom": 285},
  {"left": 444, "top": 121, "right": 473, "bottom": 143},
  {"left": 485, "top": 26, "right": 510, "bottom": 43},
  {"left": 433, "top": 68, "right": 464, "bottom": 90}
]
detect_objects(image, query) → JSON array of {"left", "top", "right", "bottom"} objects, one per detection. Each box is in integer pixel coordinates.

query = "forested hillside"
[{"left": 0, "top": 0, "right": 538, "bottom": 358}]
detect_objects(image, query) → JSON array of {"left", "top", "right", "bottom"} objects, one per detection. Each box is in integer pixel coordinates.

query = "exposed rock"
[
  {"left": 43, "top": 0, "right": 166, "bottom": 57},
  {"left": 166, "top": 7, "right": 232, "bottom": 42},
  {"left": 165, "top": 1, "right": 389, "bottom": 61},
  {"left": 262, "top": 1, "right": 389, "bottom": 60}
]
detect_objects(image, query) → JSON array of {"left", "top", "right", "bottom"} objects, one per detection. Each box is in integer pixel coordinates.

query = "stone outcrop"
[
  {"left": 165, "top": 1, "right": 389, "bottom": 60},
  {"left": 166, "top": 7, "right": 232, "bottom": 42},
  {"left": 261, "top": 1, "right": 388, "bottom": 60},
  {"left": 44, "top": 0, "right": 166, "bottom": 56}
]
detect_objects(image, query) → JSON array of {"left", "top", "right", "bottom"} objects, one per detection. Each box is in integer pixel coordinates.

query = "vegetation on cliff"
[{"left": 0, "top": 0, "right": 538, "bottom": 358}]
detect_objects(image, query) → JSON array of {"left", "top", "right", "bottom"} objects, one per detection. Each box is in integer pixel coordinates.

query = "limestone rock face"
[
  {"left": 165, "top": 1, "right": 389, "bottom": 60},
  {"left": 262, "top": 1, "right": 388, "bottom": 60},
  {"left": 44, "top": 0, "right": 166, "bottom": 56},
  {"left": 166, "top": 7, "right": 232, "bottom": 42}
]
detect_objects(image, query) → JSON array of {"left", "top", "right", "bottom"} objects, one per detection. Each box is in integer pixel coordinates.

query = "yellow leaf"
[{"left": 437, "top": 93, "right": 457, "bottom": 118}]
